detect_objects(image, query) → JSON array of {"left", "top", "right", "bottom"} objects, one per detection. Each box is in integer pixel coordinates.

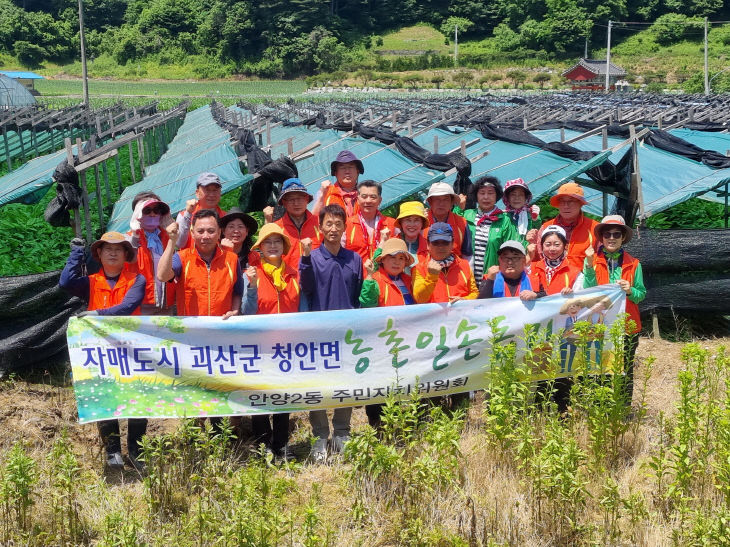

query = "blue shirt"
[
  {"left": 59, "top": 247, "right": 146, "bottom": 315},
  {"left": 299, "top": 244, "right": 363, "bottom": 311}
]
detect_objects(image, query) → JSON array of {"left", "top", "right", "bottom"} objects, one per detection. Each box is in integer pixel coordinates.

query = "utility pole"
[
  {"left": 454, "top": 24, "right": 458, "bottom": 67},
  {"left": 78, "top": 0, "right": 89, "bottom": 107},
  {"left": 704, "top": 17, "right": 710, "bottom": 96},
  {"left": 605, "top": 20, "right": 612, "bottom": 92}
]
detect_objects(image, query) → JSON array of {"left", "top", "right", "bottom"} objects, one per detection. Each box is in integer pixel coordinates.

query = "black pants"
[
  {"left": 98, "top": 419, "right": 148, "bottom": 455},
  {"left": 251, "top": 413, "right": 290, "bottom": 451},
  {"left": 365, "top": 404, "right": 383, "bottom": 428}
]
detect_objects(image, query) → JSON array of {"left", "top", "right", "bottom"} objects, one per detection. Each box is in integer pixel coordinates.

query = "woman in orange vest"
[
  {"left": 359, "top": 238, "right": 416, "bottom": 426},
  {"left": 583, "top": 215, "right": 646, "bottom": 405},
  {"left": 127, "top": 194, "right": 176, "bottom": 314},
  {"left": 247, "top": 224, "right": 302, "bottom": 459},
  {"left": 220, "top": 207, "right": 259, "bottom": 314},
  {"left": 529, "top": 225, "right": 583, "bottom": 296},
  {"left": 59, "top": 232, "right": 146, "bottom": 469}
]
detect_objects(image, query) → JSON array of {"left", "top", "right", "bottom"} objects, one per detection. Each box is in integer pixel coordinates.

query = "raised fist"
[
  {"left": 486, "top": 265, "right": 500, "bottom": 281},
  {"left": 245, "top": 265, "right": 258, "bottom": 286},
  {"left": 379, "top": 227, "right": 391, "bottom": 242},
  {"left": 263, "top": 206, "right": 274, "bottom": 224},
  {"left": 364, "top": 258, "right": 375, "bottom": 278},
  {"left": 166, "top": 221, "right": 180, "bottom": 239},
  {"left": 220, "top": 238, "right": 234, "bottom": 250},
  {"left": 526, "top": 229, "right": 538, "bottom": 244},
  {"left": 426, "top": 259, "right": 442, "bottom": 276},
  {"left": 70, "top": 237, "right": 85, "bottom": 250},
  {"left": 585, "top": 246, "right": 595, "bottom": 267},
  {"left": 185, "top": 198, "right": 197, "bottom": 213},
  {"left": 320, "top": 180, "right": 332, "bottom": 192},
  {"left": 300, "top": 237, "right": 312, "bottom": 257}
]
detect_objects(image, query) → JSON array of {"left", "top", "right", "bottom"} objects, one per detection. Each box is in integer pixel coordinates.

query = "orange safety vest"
[
  {"left": 372, "top": 270, "right": 413, "bottom": 307},
  {"left": 180, "top": 203, "right": 227, "bottom": 249},
  {"left": 126, "top": 229, "right": 176, "bottom": 307},
  {"left": 345, "top": 214, "right": 398, "bottom": 262},
  {"left": 323, "top": 184, "right": 359, "bottom": 216},
  {"left": 593, "top": 251, "right": 642, "bottom": 333},
  {"left": 275, "top": 211, "right": 323, "bottom": 270},
  {"left": 414, "top": 257, "right": 474, "bottom": 303},
  {"left": 176, "top": 246, "right": 238, "bottom": 316},
  {"left": 424, "top": 211, "right": 467, "bottom": 257},
  {"left": 255, "top": 263, "right": 301, "bottom": 314},
  {"left": 540, "top": 214, "right": 598, "bottom": 270},
  {"left": 529, "top": 259, "right": 581, "bottom": 296},
  {"left": 88, "top": 270, "right": 141, "bottom": 315}
]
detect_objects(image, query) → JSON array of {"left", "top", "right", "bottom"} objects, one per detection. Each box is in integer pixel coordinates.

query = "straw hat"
[
  {"left": 594, "top": 215, "right": 632, "bottom": 244},
  {"left": 375, "top": 238, "right": 414, "bottom": 266},
  {"left": 395, "top": 201, "right": 428, "bottom": 230},
  {"left": 549, "top": 182, "right": 587, "bottom": 207},
  {"left": 251, "top": 223, "right": 292, "bottom": 254},
  {"left": 91, "top": 232, "right": 135, "bottom": 262}
]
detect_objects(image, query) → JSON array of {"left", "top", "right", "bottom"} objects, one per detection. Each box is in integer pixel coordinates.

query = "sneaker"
[
  {"left": 310, "top": 438, "right": 328, "bottom": 463},
  {"left": 331, "top": 435, "right": 350, "bottom": 454},
  {"left": 106, "top": 451, "right": 124, "bottom": 469}
]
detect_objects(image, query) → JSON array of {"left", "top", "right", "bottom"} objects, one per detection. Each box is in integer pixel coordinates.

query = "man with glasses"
[
  {"left": 478, "top": 240, "right": 539, "bottom": 300},
  {"left": 272, "top": 178, "right": 323, "bottom": 270},
  {"left": 537, "top": 182, "right": 598, "bottom": 269}
]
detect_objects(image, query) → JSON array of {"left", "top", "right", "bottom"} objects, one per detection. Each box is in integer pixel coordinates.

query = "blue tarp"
[
  {"left": 0, "top": 144, "right": 84, "bottom": 207},
  {"left": 532, "top": 129, "right": 730, "bottom": 218},
  {"left": 107, "top": 105, "right": 251, "bottom": 233}
]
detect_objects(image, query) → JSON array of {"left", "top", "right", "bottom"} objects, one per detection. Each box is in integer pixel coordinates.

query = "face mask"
[{"left": 141, "top": 215, "right": 161, "bottom": 231}]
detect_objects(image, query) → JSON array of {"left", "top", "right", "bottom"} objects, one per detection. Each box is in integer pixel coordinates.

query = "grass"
[
  {"left": 0, "top": 333, "right": 729, "bottom": 544},
  {"left": 374, "top": 23, "right": 451, "bottom": 56},
  {"left": 35, "top": 79, "right": 307, "bottom": 99}
]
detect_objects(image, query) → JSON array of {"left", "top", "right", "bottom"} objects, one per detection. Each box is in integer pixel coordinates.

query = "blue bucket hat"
[
  {"left": 330, "top": 150, "right": 365, "bottom": 176},
  {"left": 427, "top": 222, "right": 454, "bottom": 242},
  {"left": 278, "top": 178, "right": 313, "bottom": 205}
]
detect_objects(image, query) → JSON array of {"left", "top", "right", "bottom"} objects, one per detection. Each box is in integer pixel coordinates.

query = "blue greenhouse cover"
[{"left": 107, "top": 105, "right": 251, "bottom": 233}]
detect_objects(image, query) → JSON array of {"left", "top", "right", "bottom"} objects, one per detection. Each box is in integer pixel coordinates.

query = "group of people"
[{"left": 60, "top": 149, "right": 646, "bottom": 468}]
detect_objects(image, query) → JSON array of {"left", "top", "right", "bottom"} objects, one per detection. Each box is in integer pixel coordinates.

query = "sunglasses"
[
  {"left": 603, "top": 230, "right": 624, "bottom": 239},
  {"left": 142, "top": 207, "right": 163, "bottom": 215}
]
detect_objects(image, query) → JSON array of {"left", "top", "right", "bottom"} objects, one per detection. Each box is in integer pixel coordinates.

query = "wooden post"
[
  {"left": 137, "top": 135, "right": 145, "bottom": 173},
  {"left": 2, "top": 126, "right": 10, "bottom": 172},
  {"left": 76, "top": 138, "right": 93, "bottom": 244},
  {"left": 65, "top": 137, "right": 82, "bottom": 238},
  {"left": 114, "top": 152, "right": 123, "bottom": 193},
  {"left": 652, "top": 312, "right": 661, "bottom": 340},
  {"left": 433, "top": 135, "right": 438, "bottom": 154},
  {"left": 287, "top": 138, "right": 294, "bottom": 156},
  {"left": 93, "top": 164, "right": 105, "bottom": 231},
  {"left": 128, "top": 141, "right": 136, "bottom": 184},
  {"left": 602, "top": 127, "right": 609, "bottom": 216},
  {"left": 560, "top": 127, "right": 565, "bottom": 142},
  {"left": 460, "top": 140, "right": 467, "bottom": 156}
]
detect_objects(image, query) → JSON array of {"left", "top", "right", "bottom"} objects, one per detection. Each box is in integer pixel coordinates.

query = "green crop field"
[{"left": 35, "top": 79, "right": 307, "bottom": 98}]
